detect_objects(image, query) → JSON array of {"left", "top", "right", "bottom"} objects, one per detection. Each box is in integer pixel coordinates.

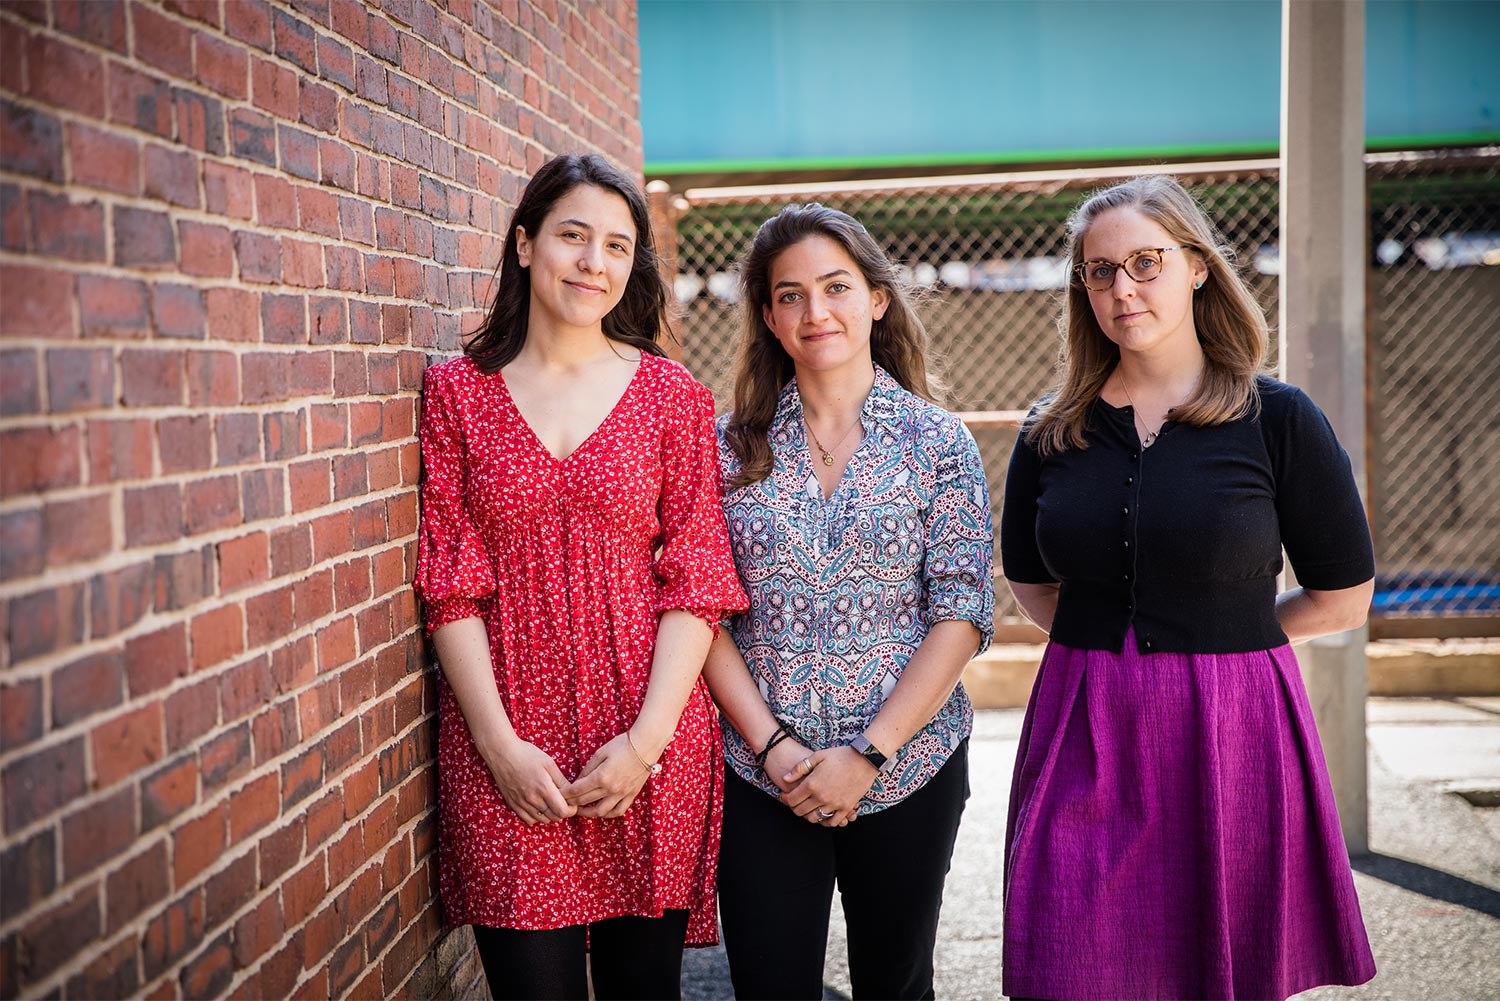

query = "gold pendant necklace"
[{"left": 804, "top": 413, "right": 861, "bottom": 466}]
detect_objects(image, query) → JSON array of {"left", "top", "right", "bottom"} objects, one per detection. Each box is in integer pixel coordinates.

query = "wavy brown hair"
[
  {"left": 1027, "top": 174, "right": 1272, "bottom": 455},
  {"left": 464, "top": 153, "right": 669, "bottom": 373},
  {"left": 723, "top": 203, "right": 947, "bottom": 490}
]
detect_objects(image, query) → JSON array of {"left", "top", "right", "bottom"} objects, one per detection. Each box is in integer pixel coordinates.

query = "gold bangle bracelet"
[{"left": 625, "top": 731, "right": 662, "bottom": 777}]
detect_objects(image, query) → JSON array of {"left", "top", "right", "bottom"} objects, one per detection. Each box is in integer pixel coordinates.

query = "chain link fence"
[{"left": 658, "top": 151, "right": 1499, "bottom": 637}]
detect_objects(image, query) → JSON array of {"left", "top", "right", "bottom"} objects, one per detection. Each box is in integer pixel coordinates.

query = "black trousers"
[
  {"left": 472, "top": 909, "right": 689, "bottom": 1001},
  {"left": 718, "top": 741, "right": 970, "bottom": 1000}
]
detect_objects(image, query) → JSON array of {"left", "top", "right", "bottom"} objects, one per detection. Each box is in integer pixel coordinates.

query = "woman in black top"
[{"left": 999, "top": 175, "right": 1377, "bottom": 1001}]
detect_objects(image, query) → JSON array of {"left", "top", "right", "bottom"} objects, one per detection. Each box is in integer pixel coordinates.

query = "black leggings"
[
  {"left": 718, "top": 741, "right": 969, "bottom": 1000},
  {"left": 471, "top": 909, "right": 690, "bottom": 1001}
]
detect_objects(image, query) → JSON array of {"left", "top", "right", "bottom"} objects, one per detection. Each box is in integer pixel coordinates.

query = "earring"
[{"left": 1194, "top": 281, "right": 1203, "bottom": 289}]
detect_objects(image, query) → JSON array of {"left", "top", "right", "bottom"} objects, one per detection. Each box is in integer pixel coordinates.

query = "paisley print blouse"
[{"left": 718, "top": 367, "right": 994, "bottom": 814}]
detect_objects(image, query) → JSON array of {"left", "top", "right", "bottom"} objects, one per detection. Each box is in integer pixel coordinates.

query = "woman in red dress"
[{"left": 413, "top": 154, "right": 747, "bottom": 1000}]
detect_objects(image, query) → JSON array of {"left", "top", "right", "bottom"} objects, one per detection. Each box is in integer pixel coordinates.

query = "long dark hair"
[
  {"left": 724, "top": 203, "right": 947, "bottom": 490},
  {"left": 465, "top": 153, "right": 669, "bottom": 372}
]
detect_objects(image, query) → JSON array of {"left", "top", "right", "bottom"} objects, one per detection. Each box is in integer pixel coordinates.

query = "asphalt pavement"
[{"left": 684, "top": 698, "right": 1500, "bottom": 1000}]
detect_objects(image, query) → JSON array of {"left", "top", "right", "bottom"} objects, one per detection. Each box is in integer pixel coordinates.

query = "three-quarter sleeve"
[
  {"left": 1264, "top": 384, "right": 1376, "bottom": 590},
  {"left": 1000, "top": 425, "right": 1057, "bottom": 584},
  {"left": 921, "top": 421, "right": 996, "bottom": 652},
  {"left": 653, "top": 380, "right": 750, "bottom": 631},
  {"left": 413, "top": 364, "right": 497, "bottom": 633}
]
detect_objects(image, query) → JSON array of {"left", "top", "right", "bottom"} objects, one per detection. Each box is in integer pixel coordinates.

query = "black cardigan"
[{"left": 1000, "top": 376, "right": 1375, "bottom": 654}]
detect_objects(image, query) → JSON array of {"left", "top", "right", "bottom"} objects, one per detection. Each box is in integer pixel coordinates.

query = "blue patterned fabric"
[{"left": 717, "top": 368, "right": 994, "bottom": 814}]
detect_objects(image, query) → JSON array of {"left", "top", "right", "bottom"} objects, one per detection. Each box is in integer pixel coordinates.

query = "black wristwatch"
[{"left": 850, "top": 734, "right": 894, "bottom": 775}]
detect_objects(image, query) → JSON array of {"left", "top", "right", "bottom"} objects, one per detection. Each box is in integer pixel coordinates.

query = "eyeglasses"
[{"left": 1073, "top": 246, "right": 1184, "bottom": 292}]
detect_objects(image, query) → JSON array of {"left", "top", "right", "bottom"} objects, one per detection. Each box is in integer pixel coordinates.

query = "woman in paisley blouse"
[{"left": 705, "top": 203, "right": 995, "bottom": 999}]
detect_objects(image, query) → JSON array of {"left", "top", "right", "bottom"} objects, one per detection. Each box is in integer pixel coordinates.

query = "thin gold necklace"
[{"left": 804, "top": 412, "right": 862, "bottom": 466}]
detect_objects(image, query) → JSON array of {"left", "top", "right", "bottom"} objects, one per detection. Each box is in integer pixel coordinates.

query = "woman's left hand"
[
  {"left": 779, "top": 746, "right": 877, "bottom": 827},
  {"left": 563, "top": 731, "right": 656, "bottom": 819}
]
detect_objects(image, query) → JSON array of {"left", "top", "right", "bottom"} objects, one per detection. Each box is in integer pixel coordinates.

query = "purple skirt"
[{"left": 1002, "top": 633, "right": 1376, "bottom": 1000}]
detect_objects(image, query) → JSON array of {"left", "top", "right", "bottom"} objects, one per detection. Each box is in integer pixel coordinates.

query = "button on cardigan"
[{"left": 1000, "top": 376, "right": 1375, "bottom": 654}]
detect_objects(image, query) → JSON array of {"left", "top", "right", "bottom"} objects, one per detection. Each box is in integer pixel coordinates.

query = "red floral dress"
[{"left": 414, "top": 352, "right": 748, "bottom": 945}]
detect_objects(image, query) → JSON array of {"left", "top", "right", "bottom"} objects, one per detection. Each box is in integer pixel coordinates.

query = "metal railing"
[{"left": 650, "top": 150, "right": 1500, "bottom": 637}]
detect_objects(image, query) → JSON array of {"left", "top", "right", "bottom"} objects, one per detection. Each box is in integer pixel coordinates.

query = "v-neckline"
[{"left": 496, "top": 355, "right": 646, "bottom": 466}]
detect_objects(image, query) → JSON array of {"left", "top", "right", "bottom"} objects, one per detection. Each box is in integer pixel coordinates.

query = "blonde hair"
[
  {"left": 1027, "top": 174, "right": 1271, "bottom": 455},
  {"left": 723, "top": 203, "right": 947, "bottom": 490}
]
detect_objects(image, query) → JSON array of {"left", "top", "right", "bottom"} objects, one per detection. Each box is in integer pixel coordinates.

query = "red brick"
[
  {"left": 123, "top": 483, "right": 183, "bottom": 549},
  {"left": 282, "top": 237, "right": 325, "bottom": 289},
  {"left": 229, "top": 107, "right": 276, "bottom": 166},
  {"left": 45, "top": 346, "right": 113, "bottom": 413},
  {"left": 65, "top": 936, "right": 141, "bottom": 1001},
  {"left": 173, "top": 86, "right": 226, "bottom": 156},
  {"left": 89, "top": 559, "right": 153, "bottom": 639},
  {"left": 78, "top": 273, "right": 149, "bottom": 338},
  {"left": 191, "top": 603, "right": 245, "bottom": 670},
  {"left": 242, "top": 351, "right": 290, "bottom": 403},
  {"left": 166, "top": 1, "right": 223, "bottom": 29},
  {"left": 245, "top": 586, "right": 294, "bottom": 650},
  {"left": 203, "top": 160, "right": 254, "bottom": 219},
  {"left": 217, "top": 670, "right": 268, "bottom": 736},
  {"left": 251, "top": 699, "right": 299, "bottom": 769},
  {"left": 140, "top": 755, "right": 198, "bottom": 832},
  {"left": 279, "top": 123, "right": 319, "bottom": 182},
  {"left": 3, "top": 95, "right": 63, "bottom": 186},
  {"left": 230, "top": 772, "right": 280, "bottom": 843},
  {"left": 27, "top": 33, "right": 106, "bottom": 118},
  {"left": 164, "top": 676, "right": 219, "bottom": 751},
  {"left": 270, "top": 525, "right": 313, "bottom": 577},
  {"left": 92, "top": 701, "right": 166, "bottom": 788},
  {"left": 218, "top": 532, "right": 269, "bottom": 593},
  {"left": 185, "top": 350, "right": 238, "bottom": 407},
  {"left": 196, "top": 31, "right": 249, "bottom": 99},
  {"left": 61, "top": 786, "right": 136, "bottom": 879},
  {"left": 171, "top": 805, "right": 224, "bottom": 888},
  {"left": 225, "top": 0, "right": 273, "bottom": 48},
  {"left": 0, "top": 507, "right": 42, "bottom": 582},
  {"left": 289, "top": 458, "right": 331, "bottom": 512},
  {"left": 311, "top": 509, "right": 354, "bottom": 564},
  {"left": 299, "top": 79, "right": 340, "bottom": 134},
  {"left": 363, "top": 255, "right": 395, "bottom": 297},
  {"left": 0, "top": 676, "right": 42, "bottom": 752},
  {"left": 28, "top": 191, "right": 106, "bottom": 262},
  {"left": 333, "top": 557, "right": 371, "bottom": 610},
  {"left": 327, "top": 822, "right": 365, "bottom": 888},
  {"left": 309, "top": 296, "right": 347, "bottom": 345},
  {"left": 3, "top": 737, "right": 87, "bottom": 832},
  {"left": 302, "top": 898, "right": 344, "bottom": 966},
  {"left": 106, "top": 59, "right": 174, "bottom": 138},
  {"left": 280, "top": 854, "right": 327, "bottom": 926},
  {"left": 40, "top": 493, "right": 110, "bottom": 567},
  {"left": 142, "top": 891, "right": 205, "bottom": 981},
  {"left": 309, "top": 403, "right": 347, "bottom": 451},
  {"left": 273, "top": 6, "right": 318, "bottom": 71},
  {"left": 315, "top": 613, "right": 357, "bottom": 671},
  {"left": 16, "top": 882, "right": 102, "bottom": 985},
  {"left": 1, "top": 263, "right": 76, "bottom": 338},
  {"left": 214, "top": 412, "right": 261, "bottom": 467},
  {"left": 289, "top": 349, "right": 333, "bottom": 395},
  {"left": 181, "top": 932, "right": 235, "bottom": 999},
  {"left": 121, "top": 348, "right": 185, "bottom": 406},
  {"left": 179, "top": 221, "right": 234, "bottom": 277},
  {"left": 204, "top": 850, "right": 256, "bottom": 927},
  {"left": 334, "top": 348, "right": 370, "bottom": 394},
  {"left": 250, "top": 55, "right": 298, "bottom": 120},
  {"left": 233, "top": 894, "right": 283, "bottom": 968},
  {"left": 206, "top": 286, "right": 260, "bottom": 341},
  {"left": 5, "top": 581, "right": 86, "bottom": 663},
  {"left": 152, "top": 545, "right": 213, "bottom": 613},
  {"left": 133, "top": 3, "right": 194, "bottom": 78},
  {"left": 158, "top": 414, "right": 212, "bottom": 474},
  {"left": 152, "top": 283, "right": 207, "bottom": 340},
  {"left": 125, "top": 622, "right": 190, "bottom": 698},
  {"left": 324, "top": 245, "right": 362, "bottom": 291},
  {"left": 259, "top": 410, "right": 305, "bottom": 463},
  {"left": 251, "top": 173, "right": 297, "bottom": 230},
  {"left": 323, "top": 141, "right": 357, "bottom": 192},
  {"left": 113, "top": 205, "right": 177, "bottom": 268},
  {"left": 260, "top": 292, "right": 308, "bottom": 344},
  {"left": 241, "top": 466, "right": 286, "bottom": 522},
  {"left": 106, "top": 839, "right": 170, "bottom": 934},
  {"left": 51, "top": 649, "right": 123, "bottom": 729},
  {"left": 184, "top": 473, "right": 242, "bottom": 534},
  {"left": 87, "top": 417, "right": 153, "bottom": 483},
  {"left": 0, "top": 349, "right": 39, "bottom": 417},
  {"left": 56, "top": 0, "right": 128, "bottom": 48},
  {"left": 281, "top": 744, "right": 324, "bottom": 809},
  {"left": 143, "top": 143, "right": 201, "bottom": 209}
]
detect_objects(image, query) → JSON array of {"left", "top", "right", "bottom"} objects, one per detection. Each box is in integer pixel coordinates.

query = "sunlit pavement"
[{"left": 684, "top": 700, "right": 1500, "bottom": 1000}]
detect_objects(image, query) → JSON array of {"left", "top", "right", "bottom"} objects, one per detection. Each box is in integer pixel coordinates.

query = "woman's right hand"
[
  {"left": 481, "top": 737, "right": 576, "bottom": 826},
  {"left": 763, "top": 738, "right": 814, "bottom": 794}
]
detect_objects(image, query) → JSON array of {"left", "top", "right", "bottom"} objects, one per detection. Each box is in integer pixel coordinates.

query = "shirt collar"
[{"left": 772, "top": 365, "right": 907, "bottom": 434}]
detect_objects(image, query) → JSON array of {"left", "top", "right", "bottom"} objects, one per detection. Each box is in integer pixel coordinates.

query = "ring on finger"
[{"left": 817, "top": 807, "right": 835, "bottom": 820}]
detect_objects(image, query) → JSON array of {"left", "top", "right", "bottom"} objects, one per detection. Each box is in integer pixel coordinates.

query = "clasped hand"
[
  {"left": 773, "top": 743, "right": 876, "bottom": 827},
  {"left": 481, "top": 732, "right": 655, "bottom": 826}
]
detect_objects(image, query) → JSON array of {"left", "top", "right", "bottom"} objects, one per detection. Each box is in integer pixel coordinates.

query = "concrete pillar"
[{"left": 1279, "top": 0, "right": 1370, "bottom": 854}]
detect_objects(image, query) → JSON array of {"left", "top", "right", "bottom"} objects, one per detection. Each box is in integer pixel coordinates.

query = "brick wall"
[{"left": 0, "top": 1, "right": 642, "bottom": 997}]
